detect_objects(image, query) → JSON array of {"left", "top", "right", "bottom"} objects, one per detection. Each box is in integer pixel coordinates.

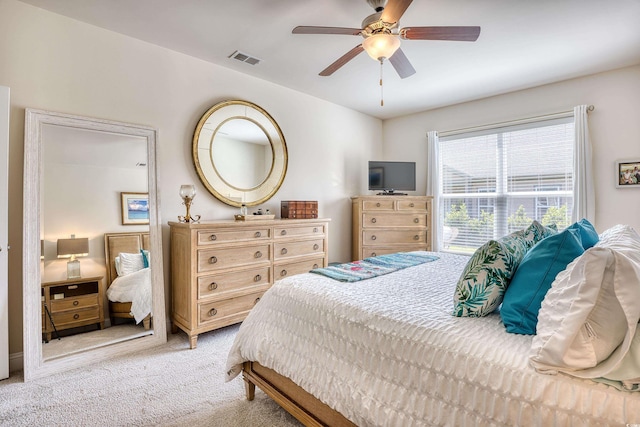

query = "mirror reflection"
[
  {"left": 211, "top": 118, "right": 273, "bottom": 189},
  {"left": 41, "top": 125, "right": 152, "bottom": 360},
  {"left": 193, "top": 100, "right": 287, "bottom": 207}
]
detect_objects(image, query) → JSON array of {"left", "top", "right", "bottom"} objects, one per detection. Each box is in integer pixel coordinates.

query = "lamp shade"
[
  {"left": 57, "top": 238, "right": 89, "bottom": 258},
  {"left": 179, "top": 184, "right": 196, "bottom": 199},
  {"left": 362, "top": 33, "right": 401, "bottom": 60}
]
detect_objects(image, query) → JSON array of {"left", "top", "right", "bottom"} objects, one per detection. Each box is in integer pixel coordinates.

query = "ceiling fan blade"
[
  {"left": 293, "top": 26, "right": 362, "bottom": 36},
  {"left": 400, "top": 26, "right": 481, "bottom": 41},
  {"left": 381, "top": 0, "right": 413, "bottom": 24},
  {"left": 389, "top": 48, "right": 416, "bottom": 79},
  {"left": 319, "top": 45, "right": 365, "bottom": 76}
]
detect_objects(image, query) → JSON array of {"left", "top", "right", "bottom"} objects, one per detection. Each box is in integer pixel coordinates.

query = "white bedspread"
[
  {"left": 226, "top": 252, "right": 640, "bottom": 426},
  {"left": 106, "top": 267, "right": 152, "bottom": 324}
]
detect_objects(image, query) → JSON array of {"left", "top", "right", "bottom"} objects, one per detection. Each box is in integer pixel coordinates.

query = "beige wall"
[
  {"left": 383, "top": 65, "right": 640, "bottom": 234},
  {"left": 0, "top": 0, "right": 382, "bottom": 358}
]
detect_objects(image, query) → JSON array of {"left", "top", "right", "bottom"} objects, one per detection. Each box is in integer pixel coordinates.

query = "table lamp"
[{"left": 57, "top": 236, "right": 89, "bottom": 279}]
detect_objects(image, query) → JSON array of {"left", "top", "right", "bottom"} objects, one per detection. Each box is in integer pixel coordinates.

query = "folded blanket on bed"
[{"left": 310, "top": 252, "right": 439, "bottom": 282}]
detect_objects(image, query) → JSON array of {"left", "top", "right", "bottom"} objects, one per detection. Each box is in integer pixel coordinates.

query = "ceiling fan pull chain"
[{"left": 380, "top": 59, "right": 384, "bottom": 107}]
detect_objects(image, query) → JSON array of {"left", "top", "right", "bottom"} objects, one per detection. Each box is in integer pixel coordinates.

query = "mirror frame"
[
  {"left": 192, "top": 100, "right": 288, "bottom": 207},
  {"left": 22, "top": 109, "right": 167, "bottom": 381}
]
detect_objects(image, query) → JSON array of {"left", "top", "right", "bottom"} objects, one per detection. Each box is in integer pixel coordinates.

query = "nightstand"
[{"left": 41, "top": 276, "right": 105, "bottom": 342}]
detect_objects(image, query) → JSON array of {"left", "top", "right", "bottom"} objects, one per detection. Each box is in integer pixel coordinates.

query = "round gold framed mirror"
[{"left": 192, "top": 100, "right": 288, "bottom": 207}]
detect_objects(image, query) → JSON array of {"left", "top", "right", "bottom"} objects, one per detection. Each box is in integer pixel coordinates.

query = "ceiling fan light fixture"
[{"left": 362, "top": 33, "right": 400, "bottom": 61}]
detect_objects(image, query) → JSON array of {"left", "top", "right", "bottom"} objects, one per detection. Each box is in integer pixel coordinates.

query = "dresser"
[
  {"left": 169, "top": 218, "right": 330, "bottom": 348},
  {"left": 352, "top": 195, "right": 432, "bottom": 261},
  {"left": 41, "top": 276, "right": 104, "bottom": 342}
]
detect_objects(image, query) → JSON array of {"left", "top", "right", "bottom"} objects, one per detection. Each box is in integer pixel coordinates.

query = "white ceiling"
[{"left": 18, "top": 0, "right": 640, "bottom": 119}]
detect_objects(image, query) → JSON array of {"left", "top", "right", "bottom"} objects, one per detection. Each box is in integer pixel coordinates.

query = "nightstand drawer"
[
  {"left": 197, "top": 244, "right": 271, "bottom": 272},
  {"left": 197, "top": 266, "right": 271, "bottom": 300},
  {"left": 51, "top": 307, "right": 100, "bottom": 327},
  {"left": 363, "top": 229, "right": 426, "bottom": 244},
  {"left": 198, "top": 291, "right": 264, "bottom": 326},
  {"left": 51, "top": 294, "right": 98, "bottom": 312},
  {"left": 362, "top": 213, "right": 426, "bottom": 228},
  {"left": 274, "top": 238, "right": 324, "bottom": 260},
  {"left": 197, "top": 228, "right": 270, "bottom": 245},
  {"left": 275, "top": 257, "right": 324, "bottom": 279}
]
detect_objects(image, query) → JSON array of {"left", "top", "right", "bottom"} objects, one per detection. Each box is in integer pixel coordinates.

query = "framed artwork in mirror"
[
  {"left": 120, "top": 192, "right": 150, "bottom": 224},
  {"left": 616, "top": 159, "right": 640, "bottom": 188}
]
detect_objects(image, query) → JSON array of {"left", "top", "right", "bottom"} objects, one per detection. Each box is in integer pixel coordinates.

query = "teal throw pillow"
[
  {"left": 501, "top": 228, "right": 585, "bottom": 335},
  {"left": 141, "top": 249, "right": 150, "bottom": 268},
  {"left": 567, "top": 218, "right": 599, "bottom": 249}
]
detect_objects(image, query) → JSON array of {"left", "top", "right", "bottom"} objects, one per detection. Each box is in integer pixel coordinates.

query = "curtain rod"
[{"left": 436, "top": 105, "right": 595, "bottom": 138}]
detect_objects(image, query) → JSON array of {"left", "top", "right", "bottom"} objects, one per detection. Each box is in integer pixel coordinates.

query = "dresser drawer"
[
  {"left": 198, "top": 244, "right": 270, "bottom": 272},
  {"left": 197, "top": 227, "right": 270, "bottom": 245},
  {"left": 275, "top": 257, "right": 324, "bottom": 279},
  {"left": 274, "top": 224, "right": 325, "bottom": 239},
  {"left": 51, "top": 307, "right": 100, "bottom": 327},
  {"left": 362, "top": 213, "right": 426, "bottom": 228},
  {"left": 362, "top": 200, "right": 395, "bottom": 211},
  {"left": 397, "top": 200, "right": 429, "bottom": 211},
  {"left": 274, "top": 238, "right": 325, "bottom": 260},
  {"left": 198, "top": 291, "right": 264, "bottom": 326},
  {"left": 50, "top": 294, "right": 98, "bottom": 312},
  {"left": 361, "top": 245, "right": 429, "bottom": 259},
  {"left": 197, "top": 266, "right": 271, "bottom": 300},
  {"left": 363, "top": 229, "right": 426, "bottom": 245}
]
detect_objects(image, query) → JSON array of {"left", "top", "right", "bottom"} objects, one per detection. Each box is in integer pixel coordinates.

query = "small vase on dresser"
[{"left": 168, "top": 218, "right": 330, "bottom": 349}]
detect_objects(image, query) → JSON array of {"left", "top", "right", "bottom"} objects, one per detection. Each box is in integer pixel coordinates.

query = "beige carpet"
[{"left": 0, "top": 324, "right": 301, "bottom": 426}]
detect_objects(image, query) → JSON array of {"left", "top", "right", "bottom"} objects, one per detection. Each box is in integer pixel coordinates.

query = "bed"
[
  {"left": 104, "top": 232, "right": 152, "bottom": 330},
  {"left": 226, "top": 224, "right": 640, "bottom": 426}
]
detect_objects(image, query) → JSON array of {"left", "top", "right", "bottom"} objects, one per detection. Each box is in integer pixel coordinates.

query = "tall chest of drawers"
[
  {"left": 169, "top": 218, "right": 330, "bottom": 348},
  {"left": 351, "top": 195, "right": 432, "bottom": 261}
]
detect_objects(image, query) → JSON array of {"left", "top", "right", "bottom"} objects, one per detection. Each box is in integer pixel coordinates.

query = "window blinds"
[{"left": 438, "top": 116, "right": 574, "bottom": 253}]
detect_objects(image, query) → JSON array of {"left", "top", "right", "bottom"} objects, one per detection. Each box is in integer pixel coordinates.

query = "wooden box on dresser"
[
  {"left": 169, "top": 218, "right": 330, "bottom": 349},
  {"left": 352, "top": 195, "right": 432, "bottom": 261}
]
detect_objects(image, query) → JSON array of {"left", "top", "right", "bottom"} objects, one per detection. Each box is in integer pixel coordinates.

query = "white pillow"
[
  {"left": 118, "top": 252, "right": 145, "bottom": 276},
  {"left": 114, "top": 256, "right": 123, "bottom": 277},
  {"left": 530, "top": 225, "right": 640, "bottom": 379}
]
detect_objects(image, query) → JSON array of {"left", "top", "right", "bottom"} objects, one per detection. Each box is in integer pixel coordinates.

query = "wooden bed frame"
[
  {"left": 242, "top": 361, "right": 356, "bottom": 427},
  {"left": 104, "top": 231, "right": 151, "bottom": 330}
]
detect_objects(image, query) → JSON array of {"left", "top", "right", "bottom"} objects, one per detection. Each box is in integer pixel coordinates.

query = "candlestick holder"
[{"left": 178, "top": 184, "right": 201, "bottom": 223}]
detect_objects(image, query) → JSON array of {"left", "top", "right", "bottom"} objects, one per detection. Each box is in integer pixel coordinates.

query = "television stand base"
[{"left": 376, "top": 191, "right": 407, "bottom": 196}]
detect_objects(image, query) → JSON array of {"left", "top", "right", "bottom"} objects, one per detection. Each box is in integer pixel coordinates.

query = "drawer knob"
[
  {"left": 410, "top": 203, "right": 415, "bottom": 207},
  {"left": 208, "top": 308, "right": 217, "bottom": 317},
  {"left": 371, "top": 217, "right": 377, "bottom": 223},
  {"left": 254, "top": 231, "right": 261, "bottom": 238},
  {"left": 280, "top": 269, "right": 287, "bottom": 277},
  {"left": 281, "top": 248, "right": 288, "bottom": 255},
  {"left": 209, "top": 256, "right": 218, "bottom": 264},
  {"left": 209, "top": 234, "right": 217, "bottom": 241},
  {"left": 313, "top": 227, "right": 318, "bottom": 233},
  {"left": 414, "top": 235, "right": 420, "bottom": 240},
  {"left": 280, "top": 230, "right": 287, "bottom": 236},
  {"left": 255, "top": 251, "right": 263, "bottom": 258},
  {"left": 254, "top": 274, "right": 261, "bottom": 282},
  {"left": 414, "top": 218, "right": 419, "bottom": 223},
  {"left": 371, "top": 253, "right": 377, "bottom": 257},
  {"left": 73, "top": 300, "right": 79, "bottom": 306},
  {"left": 313, "top": 263, "right": 319, "bottom": 269},
  {"left": 376, "top": 203, "right": 381, "bottom": 207},
  {"left": 73, "top": 314, "right": 80, "bottom": 320},
  {"left": 371, "top": 235, "right": 377, "bottom": 241},
  {"left": 209, "top": 282, "right": 218, "bottom": 291},
  {"left": 313, "top": 244, "right": 319, "bottom": 250},
  {"left": 254, "top": 298, "right": 261, "bottom": 305}
]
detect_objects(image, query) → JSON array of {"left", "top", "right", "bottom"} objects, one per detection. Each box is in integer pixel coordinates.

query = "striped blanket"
[{"left": 310, "top": 252, "right": 439, "bottom": 282}]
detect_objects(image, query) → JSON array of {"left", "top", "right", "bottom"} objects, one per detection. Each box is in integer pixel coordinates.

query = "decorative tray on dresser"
[
  {"left": 168, "top": 218, "right": 330, "bottom": 348},
  {"left": 351, "top": 195, "right": 432, "bottom": 261}
]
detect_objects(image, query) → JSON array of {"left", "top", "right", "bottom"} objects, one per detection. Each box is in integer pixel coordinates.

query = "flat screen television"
[{"left": 368, "top": 161, "right": 416, "bottom": 195}]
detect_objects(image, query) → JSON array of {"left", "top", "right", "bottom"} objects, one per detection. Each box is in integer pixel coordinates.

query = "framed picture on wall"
[
  {"left": 120, "top": 192, "right": 149, "bottom": 225},
  {"left": 616, "top": 159, "right": 640, "bottom": 188}
]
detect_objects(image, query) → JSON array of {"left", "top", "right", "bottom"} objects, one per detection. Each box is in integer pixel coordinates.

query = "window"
[{"left": 438, "top": 116, "right": 574, "bottom": 253}]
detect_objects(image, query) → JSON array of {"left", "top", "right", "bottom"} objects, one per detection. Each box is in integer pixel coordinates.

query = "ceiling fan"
[{"left": 292, "top": 0, "right": 481, "bottom": 79}]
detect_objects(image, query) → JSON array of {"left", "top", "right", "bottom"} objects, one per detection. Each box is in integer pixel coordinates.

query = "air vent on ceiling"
[{"left": 229, "top": 50, "right": 261, "bottom": 66}]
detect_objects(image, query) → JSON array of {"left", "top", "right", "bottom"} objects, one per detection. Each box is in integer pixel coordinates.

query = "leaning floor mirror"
[{"left": 23, "top": 109, "right": 166, "bottom": 381}]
